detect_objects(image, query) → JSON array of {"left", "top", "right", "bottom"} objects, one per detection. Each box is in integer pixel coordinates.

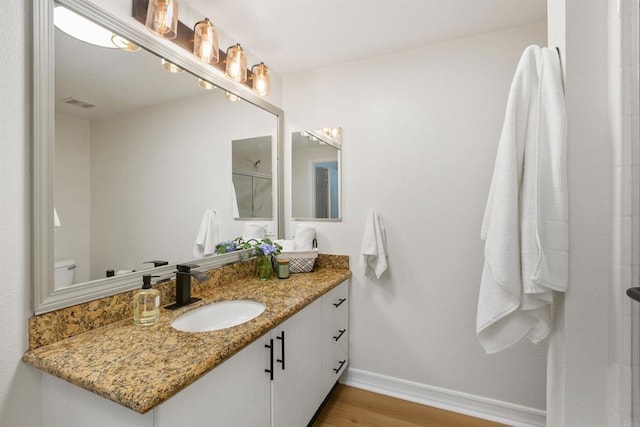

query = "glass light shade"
[
  {"left": 111, "top": 34, "right": 141, "bottom": 52},
  {"left": 198, "top": 79, "right": 216, "bottom": 90},
  {"left": 225, "top": 92, "right": 239, "bottom": 102},
  {"left": 225, "top": 44, "right": 247, "bottom": 82},
  {"left": 251, "top": 63, "right": 270, "bottom": 96},
  {"left": 145, "top": 0, "right": 178, "bottom": 39},
  {"left": 161, "top": 58, "right": 184, "bottom": 73},
  {"left": 54, "top": 6, "right": 116, "bottom": 48},
  {"left": 193, "top": 18, "right": 219, "bottom": 65}
]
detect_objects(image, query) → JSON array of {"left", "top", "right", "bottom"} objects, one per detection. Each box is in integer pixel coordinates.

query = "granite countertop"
[{"left": 22, "top": 268, "right": 351, "bottom": 414}]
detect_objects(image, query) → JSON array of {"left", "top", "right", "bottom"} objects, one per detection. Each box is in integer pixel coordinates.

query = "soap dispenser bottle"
[{"left": 134, "top": 274, "right": 160, "bottom": 326}]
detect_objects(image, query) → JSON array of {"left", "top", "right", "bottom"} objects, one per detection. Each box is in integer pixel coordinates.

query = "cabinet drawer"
[
  {"left": 321, "top": 281, "right": 349, "bottom": 396},
  {"left": 322, "top": 281, "right": 348, "bottom": 329}
]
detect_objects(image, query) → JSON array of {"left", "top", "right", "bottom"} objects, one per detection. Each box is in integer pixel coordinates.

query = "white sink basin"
[{"left": 171, "top": 300, "right": 266, "bottom": 333}]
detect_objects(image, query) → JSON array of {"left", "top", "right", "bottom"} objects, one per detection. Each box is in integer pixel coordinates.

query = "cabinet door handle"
[
  {"left": 265, "top": 339, "right": 274, "bottom": 381},
  {"left": 333, "top": 360, "right": 346, "bottom": 374},
  {"left": 333, "top": 329, "right": 346, "bottom": 342},
  {"left": 276, "top": 331, "right": 285, "bottom": 370},
  {"left": 333, "top": 298, "right": 347, "bottom": 308}
]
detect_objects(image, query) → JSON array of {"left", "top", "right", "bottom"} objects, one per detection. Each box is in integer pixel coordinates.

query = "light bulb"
[
  {"left": 193, "top": 18, "right": 219, "bottom": 65},
  {"left": 145, "top": 0, "right": 178, "bottom": 39},
  {"left": 225, "top": 44, "right": 247, "bottom": 82},
  {"left": 251, "top": 63, "right": 270, "bottom": 96}
]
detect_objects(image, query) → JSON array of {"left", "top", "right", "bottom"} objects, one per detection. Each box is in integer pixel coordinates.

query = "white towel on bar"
[
  {"left": 360, "top": 209, "right": 388, "bottom": 279},
  {"left": 477, "top": 45, "right": 568, "bottom": 354},
  {"left": 193, "top": 209, "right": 219, "bottom": 259}
]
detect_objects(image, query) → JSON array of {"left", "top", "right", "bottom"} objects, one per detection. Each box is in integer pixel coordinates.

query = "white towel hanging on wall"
[
  {"left": 193, "top": 209, "right": 219, "bottom": 258},
  {"left": 360, "top": 209, "right": 388, "bottom": 279},
  {"left": 476, "top": 45, "right": 568, "bottom": 354}
]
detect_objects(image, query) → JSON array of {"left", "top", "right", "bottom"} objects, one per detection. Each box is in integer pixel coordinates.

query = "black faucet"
[{"left": 165, "top": 263, "right": 209, "bottom": 310}]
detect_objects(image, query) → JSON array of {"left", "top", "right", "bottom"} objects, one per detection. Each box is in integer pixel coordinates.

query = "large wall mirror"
[
  {"left": 291, "top": 128, "right": 342, "bottom": 220},
  {"left": 33, "top": 0, "right": 283, "bottom": 314}
]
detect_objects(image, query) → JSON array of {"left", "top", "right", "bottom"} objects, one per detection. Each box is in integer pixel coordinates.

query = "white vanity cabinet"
[
  {"left": 321, "top": 280, "right": 349, "bottom": 397},
  {"left": 154, "top": 336, "right": 271, "bottom": 427},
  {"left": 270, "top": 299, "right": 323, "bottom": 427},
  {"left": 39, "top": 281, "right": 349, "bottom": 427},
  {"left": 42, "top": 374, "right": 155, "bottom": 427}
]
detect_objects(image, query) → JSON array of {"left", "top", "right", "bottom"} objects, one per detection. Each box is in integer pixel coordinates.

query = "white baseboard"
[{"left": 340, "top": 368, "right": 546, "bottom": 427}]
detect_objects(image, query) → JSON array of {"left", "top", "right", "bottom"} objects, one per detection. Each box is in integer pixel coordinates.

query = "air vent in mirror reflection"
[{"left": 59, "top": 97, "right": 100, "bottom": 109}]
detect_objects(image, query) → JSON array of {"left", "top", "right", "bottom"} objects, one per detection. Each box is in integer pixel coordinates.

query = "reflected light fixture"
[
  {"left": 54, "top": 6, "right": 116, "bottom": 48},
  {"left": 198, "top": 79, "right": 216, "bottom": 90},
  {"left": 193, "top": 18, "right": 219, "bottom": 65},
  {"left": 161, "top": 58, "right": 184, "bottom": 73},
  {"left": 225, "top": 92, "right": 239, "bottom": 102},
  {"left": 225, "top": 44, "right": 247, "bottom": 82},
  {"left": 110, "top": 34, "right": 141, "bottom": 52},
  {"left": 145, "top": 0, "right": 178, "bottom": 39},
  {"left": 322, "top": 127, "right": 341, "bottom": 140},
  {"left": 251, "top": 63, "right": 270, "bottom": 96}
]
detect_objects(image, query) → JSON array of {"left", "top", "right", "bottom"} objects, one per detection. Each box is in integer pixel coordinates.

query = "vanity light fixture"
[
  {"left": 145, "top": 0, "right": 179, "bottom": 39},
  {"left": 193, "top": 18, "right": 219, "bottom": 65},
  {"left": 54, "top": 6, "right": 116, "bottom": 49},
  {"left": 225, "top": 92, "right": 239, "bottom": 102},
  {"left": 322, "top": 127, "right": 342, "bottom": 140},
  {"left": 225, "top": 44, "right": 248, "bottom": 82},
  {"left": 110, "top": 34, "right": 141, "bottom": 52},
  {"left": 161, "top": 58, "right": 184, "bottom": 73},
  {"left": 251, "top": 63, "right": 270, "bottom": 96},
  {"left": 198, "top": 79, "right": 216, "bottom": 90}
]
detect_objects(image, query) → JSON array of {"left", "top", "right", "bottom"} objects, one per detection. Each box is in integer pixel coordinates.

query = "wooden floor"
[{"left": 312, "top": 385, "right": 507, "bottom": 427}]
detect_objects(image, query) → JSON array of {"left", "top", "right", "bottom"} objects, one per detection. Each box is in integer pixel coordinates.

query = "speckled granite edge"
[
  {"left": 28, "top": 254, "right": 348, "bottom": 350},
  {"left": 23, "top": 263, "right": 351, "bottom": 414}
]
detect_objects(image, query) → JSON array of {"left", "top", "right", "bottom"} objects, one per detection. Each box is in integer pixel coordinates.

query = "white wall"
[
  {"left": 89, "top": 93, "right": 277, "bottom": 277},
  {"left": 546, "top": 1, "right": 612, "bottom": 426},
  {"left": 284, "top": 22, "right": 548, "bottom": 411},
  {"left": 0, "top": 1, "right": 43, "bottom": 426},
  {"left": 54, "top": 113, "right": 91, "bottom": 284}
]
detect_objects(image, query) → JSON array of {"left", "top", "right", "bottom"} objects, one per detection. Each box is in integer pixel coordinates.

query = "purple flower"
[{"left": 259, "top": 243, "right": 276, "bottom": 256}]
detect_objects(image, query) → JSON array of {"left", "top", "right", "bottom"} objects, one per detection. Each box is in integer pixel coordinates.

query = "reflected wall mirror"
[
  {"left": 291, "top": 128, "right": 342, "bottom": 220},
  {"left": 33, "top": 0, "right": 284, "bottom": 314}
]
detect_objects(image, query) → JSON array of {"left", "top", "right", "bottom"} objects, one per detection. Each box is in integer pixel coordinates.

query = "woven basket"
[{"left": 273, "top": 249, "right": 319, "bottom": 273}]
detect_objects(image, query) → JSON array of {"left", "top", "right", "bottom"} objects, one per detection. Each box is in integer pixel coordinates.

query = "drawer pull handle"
[
  {"left": 334, "top": 360, "right": 346, "bottom": 374},
  {"left": 333, "top": 329, "right": 346, "bottom": 342},
  {"left": 265, "top": 339, "right": 274, "bottom": 381},
  {"left": 276, "top": 331, "right": 285, "bottom": 370},
  {"left": 333, "top": 298, "right": 346, "bottom": 308}
]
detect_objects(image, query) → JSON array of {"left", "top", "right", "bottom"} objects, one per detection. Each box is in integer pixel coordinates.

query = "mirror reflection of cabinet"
[{"left": 291, "top": 128, "right": 342, "bottom": 220}]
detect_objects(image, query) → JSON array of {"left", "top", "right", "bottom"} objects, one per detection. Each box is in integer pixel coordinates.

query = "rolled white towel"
[
  {"left": 294, "top": 224, "right": 316, "bottom": 250},
  {"left": 243, "top": 223, "right": 266, "bottom": 241},
  {"left": 274, "top": 239, "right": 297, "bottom": 252}
]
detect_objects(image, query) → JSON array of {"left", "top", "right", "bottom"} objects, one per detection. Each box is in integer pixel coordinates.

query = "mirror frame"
[{"left": 33, "top": 0, "right": 284, "bottom": 314}]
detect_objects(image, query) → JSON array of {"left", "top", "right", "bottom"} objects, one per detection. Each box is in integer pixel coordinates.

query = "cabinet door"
[
  {"left": 271, "top": 299, "right": 322, "bottom": 427},
  {"left": 41, "top": 374, "right": 154, "bottom": 427},
  {"left": 321, "top": 280, "right": 349, "bottom": 397},
  {"left": 155, "top": 335, "right": 271, "bottom": 427}
]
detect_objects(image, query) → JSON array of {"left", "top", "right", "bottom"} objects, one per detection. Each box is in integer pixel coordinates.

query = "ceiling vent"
[{"left": 59, "top": 97, "right": 100, "bottom": 109}]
